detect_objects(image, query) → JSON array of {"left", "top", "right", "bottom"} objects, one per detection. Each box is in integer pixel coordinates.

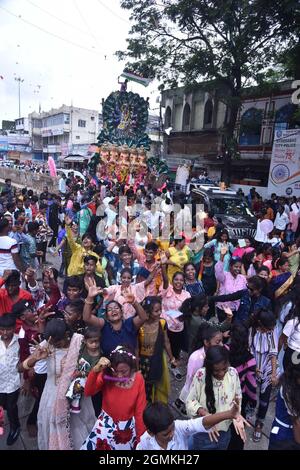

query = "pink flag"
[{"left": 48, "top": 156, "right": 57, "bottom": 177}]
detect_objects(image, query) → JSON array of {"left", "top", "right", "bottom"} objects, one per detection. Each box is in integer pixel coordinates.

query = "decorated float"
[{"left": 89, "top": 79, "right": 168, "bottom": 188}]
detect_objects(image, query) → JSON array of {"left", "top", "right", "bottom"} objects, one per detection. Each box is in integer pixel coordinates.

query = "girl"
[
  {"left": 241, "top": 251, "right": 256, "bottom": 278},
  {"left": 175, "top": 325, "right": 223, "bottom": 414},
  {"left": 180, "top": 294, "right": 232, "bottom": 354},
  {"left": 138, "top": 296, "right": 174, "bottom": 404},
  {"left": 228, "top": 323, "right": 257, "bottom": 450},
  {"left": 184, "top": 262, "right": 205, "bottom": 296},
  {"left": 81, "top": 346, "right": 147, "bottom": 450},
  {"left": 102, "top": 266, "right": 159, "bottom": 319},
  {"left": 163, "top": 237, "right": 191, "bottom": 283},
  {"left": 19, "top": 318, "right": 95, "bottom": 450},
  {"left": 186, "top": 345, "right": 246, "bottom": 450},
  {"left": 160, "top": 266, "right": 191, "bottom": 365},
  {"left": 204, "top": 230, "right": 234, "bottom": 272},
  {"left": 198, "top": 248, "right": 217, "bottom": 296},
  {"left": 268, "top": 362, "right": 300, "bottom": 449},
  {"left": 215, "top": 247, "right": 247, "bottom": 322},
  {"left": 248, "top": 308, "right": 279, "bottom": 442},
  {"left": 82, "top": 279, "right": 147, "bottom": 357},
  {"left": 66, "top": 326, "right": 102, "bottom": 417},
  {"left": 281, "top": 300, "right": 300, "bottom": 371}
]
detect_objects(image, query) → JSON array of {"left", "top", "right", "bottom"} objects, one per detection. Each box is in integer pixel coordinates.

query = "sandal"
[
  {"left": 170, "top": 366, "right": 183, "bottom": 381},
  {"left": 174, "top": 399, "right": 187, "bottom": 415},
  {"left": 252, "top": 425, "right": 263, "bottom": 442}
]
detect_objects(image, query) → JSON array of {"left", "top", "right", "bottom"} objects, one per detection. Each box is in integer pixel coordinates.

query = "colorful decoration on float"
[{"left": 89, "top": 86, "right": 168, "bottom": 185}]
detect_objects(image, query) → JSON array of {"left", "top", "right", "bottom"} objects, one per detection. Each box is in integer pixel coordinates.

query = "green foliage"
[{"left": 118, "top": 0, "right": 300, "bottom": 180}]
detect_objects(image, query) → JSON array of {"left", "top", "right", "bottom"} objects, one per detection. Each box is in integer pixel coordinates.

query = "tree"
[{"left": 117, "top": 0, "right": 300, "bottom": 183}]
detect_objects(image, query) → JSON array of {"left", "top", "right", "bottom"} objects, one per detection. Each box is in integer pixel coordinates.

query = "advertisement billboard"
[{"left": 267, "top": 129, "right": 300, "bottom": 196}]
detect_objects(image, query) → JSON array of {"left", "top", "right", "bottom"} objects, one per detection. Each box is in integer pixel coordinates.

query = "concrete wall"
[{"left": 0, "top": 167, "right": 59, "bottom": 194}]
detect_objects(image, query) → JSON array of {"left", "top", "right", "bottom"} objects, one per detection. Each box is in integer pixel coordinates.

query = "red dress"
[{"left": 82, "top": 370, "right": 147, "bottom": 450}]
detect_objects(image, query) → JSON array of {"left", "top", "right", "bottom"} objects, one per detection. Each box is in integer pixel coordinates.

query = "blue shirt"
[{"left": 100, "top": 317, "right": 137, "bottom": 357}]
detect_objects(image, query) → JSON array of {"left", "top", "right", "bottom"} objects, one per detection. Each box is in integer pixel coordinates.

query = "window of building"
[
  {"left": 165, "top": 107, "right": 172, "bottom": 128},
  {"left": 78, "top": 119, "right": 86, "bottom": 127},
  {"left": 204, "top": 100, "right": 213, "bottom": 126},
  {"left": 275, "top": 103, "right": 300, "bottom": 130},
  {"left": 239, "top": 108, "right": 263, "bottom": 145},
  {"left": 64, "top": 114, "right": 70, "bottom": 124},
  {"left": 91, "top": 116, "right": 95, "bottom": 121},
  {"left": 76, "top": 135, "right": 80, "bottom": 139},
  {"left": 182, "top": 103, "right": 191, "bottom": 130}
]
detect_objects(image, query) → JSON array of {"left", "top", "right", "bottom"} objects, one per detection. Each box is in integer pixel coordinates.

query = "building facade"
[
  {"left": 29, "top": 105, "right": 99, "bottom": 163},
  {"left": 161, "top": 80, "right": 300, "bottom": 190}
]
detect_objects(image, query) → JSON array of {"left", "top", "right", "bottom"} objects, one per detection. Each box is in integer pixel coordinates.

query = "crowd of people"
[{"left": 0, "top": 173, "right": 300, "bottom": 451}]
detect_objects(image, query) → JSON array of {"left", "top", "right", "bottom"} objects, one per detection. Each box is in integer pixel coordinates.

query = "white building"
[
  {"left": 29, "top": 105, "right": 99, "bottom": 162},
  {"left": 15, "top": 117, "right": 29, "bottom": 133}
]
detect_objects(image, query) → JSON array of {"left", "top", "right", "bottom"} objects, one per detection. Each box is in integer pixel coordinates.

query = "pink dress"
[
  {"left": 215, "top": 261, "right": 247, "bottom": 311},
  {"left": 179, "top": 347, "right": 206, "bottom": 401},
  {"left": 105, "top": 283, "right": 146, "bottom": 319},
  {"left": 160, "top": 286, "right": 190, "bottom": 332}
]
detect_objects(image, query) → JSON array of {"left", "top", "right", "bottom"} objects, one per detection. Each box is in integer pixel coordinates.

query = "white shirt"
[
  {"left": 291, "top": 203, "right": 300, "bottom": 215},
  {"left": 0, "top": 334, "right": 20, "bottom": 393},
  {"left": 254, "top": 220, "right": 268, "bottom": 243},
  {"left": 283, "top": 318, "right": 300, "bottom": 352},
  {"left": 58, "top": 177, "right": 66, "bottom": 194},
  {"left": 274, "top": 212, "right": 289, "bottom": 230},
  {"left": 0, "top": 235, "right": 18, "bottom": 276},
  {"left": 136, "top": 416, "right": 208, "bottom": 450}
]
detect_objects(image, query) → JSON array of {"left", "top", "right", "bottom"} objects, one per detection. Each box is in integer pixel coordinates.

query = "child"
[
  {"left": 248, "top": 308, "right": 279, "bottom": 442},
  {"left": 62, "top": 299, "right": 86, "bottom": 334},
  {"left": 138, "top": 297, "right": 174, "bottom": 404},
  {"left": 66, "top": 326, "right": 102, "bottom": 416},
  {"left": 57, "top": 276, "right": 83, "bottom": 312},
  {"left": 137, "top": 400, "right": 242, "bottom": 450},
  {"left": 0, "top": 313, "right": 21, "bottom": 446},
  {"left": 13, "top": 300, "right": 47, "bottom": 437},
  {"left": 81, "top": 346, "right": 147, "bottom": 450},
  {"left": 25, "top": 266, "right": 61, "bottom": 310}
]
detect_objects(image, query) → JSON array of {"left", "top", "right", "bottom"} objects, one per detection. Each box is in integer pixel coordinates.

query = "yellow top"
[
  {"left": 167, "top": 245, "right": 191, "bottom": 283},
  {"left": 66, "top": 226, "right": 103, "bottom": 276}
]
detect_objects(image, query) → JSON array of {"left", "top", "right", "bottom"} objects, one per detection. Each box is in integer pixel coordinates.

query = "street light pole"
[{"left": 14, "top": 77, "right": 24, "bottom": 118}]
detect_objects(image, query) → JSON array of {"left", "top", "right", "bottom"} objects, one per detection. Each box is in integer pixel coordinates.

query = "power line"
[
  {"left": 73, "top": 0, "right": 103, "bottom": 46},
  {"left": 95, "top": 0, "right": 131, "bottom": 25},
  {"left": 25, "top": 0, "right": 92, "bottom": 37},
  {"left": 0, "top": 4, "right": 106, "bottom": 55}
]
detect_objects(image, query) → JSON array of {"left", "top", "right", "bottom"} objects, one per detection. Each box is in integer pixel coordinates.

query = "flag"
[{"left": 120, "top": 70, "right": 151, "bottom": 87}]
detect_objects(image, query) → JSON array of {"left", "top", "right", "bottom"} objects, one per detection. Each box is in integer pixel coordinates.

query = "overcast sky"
[{"left": 0, "top": 0, "right": 160, "bottom": 122}]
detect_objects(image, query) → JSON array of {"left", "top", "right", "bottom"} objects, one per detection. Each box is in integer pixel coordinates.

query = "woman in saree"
[
  {"left": 138, "top": 296, "right": 175, "bottom": 404},
  {"left": 270, "top": 257, "right": 294, "bottom": 300}
]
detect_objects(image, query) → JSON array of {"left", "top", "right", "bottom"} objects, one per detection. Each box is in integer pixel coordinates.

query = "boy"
[
  {"left": 0, "top": 313, "right": 21, "bottom": 446},
  {"left": 13, "top": 300, "right": 46, "bottom": 437},
  {"left": 137, "top": 401, "right": 242, "bottom": 450}
]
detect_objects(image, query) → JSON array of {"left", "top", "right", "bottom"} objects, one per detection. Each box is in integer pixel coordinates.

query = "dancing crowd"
[{"left": 0, "top": 175, "right": 300, "bottom": 451}]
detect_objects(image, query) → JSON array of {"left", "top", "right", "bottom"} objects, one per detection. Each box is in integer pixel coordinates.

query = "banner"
[{"left": 267, "top": 129, "right": 300, "bottom": 196}]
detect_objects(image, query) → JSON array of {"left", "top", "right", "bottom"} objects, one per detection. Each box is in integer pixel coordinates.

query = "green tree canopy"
[{"left": 117, "top": 0, "right": 300, "bottom": 181}]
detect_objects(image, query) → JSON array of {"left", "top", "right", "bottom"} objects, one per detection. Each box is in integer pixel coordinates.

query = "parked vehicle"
[
  {"left": 57, "top": 168, "right": 85, "bottom": 181},
  {"left": 189, "top": 186, "right": 257, "bottom": 240}
]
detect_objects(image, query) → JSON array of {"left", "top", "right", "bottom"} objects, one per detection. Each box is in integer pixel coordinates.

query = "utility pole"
[{"left": 14, "top": 76, "right": 24, "bottom": 118}]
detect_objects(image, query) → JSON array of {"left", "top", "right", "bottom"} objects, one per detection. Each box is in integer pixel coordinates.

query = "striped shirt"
[{"left": 0, "top": 235, "right": 18, "bottom": 276}]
